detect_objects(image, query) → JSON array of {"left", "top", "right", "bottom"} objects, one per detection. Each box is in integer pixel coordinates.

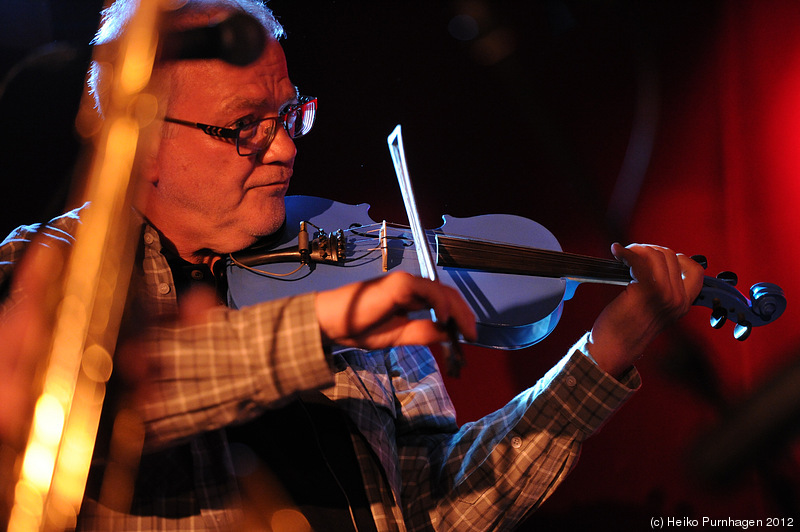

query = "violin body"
[
  {"left": 227, "top": 196, "right": 571, "bottom": 349},
  {"left": 227, "top": 195, "right": 787, "bottom": 350}
]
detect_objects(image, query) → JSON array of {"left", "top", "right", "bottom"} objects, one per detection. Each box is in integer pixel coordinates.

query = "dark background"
[
  {"left": 0, "top": 0, "right": 718, "bottom": 239},
  {"left": 3, "top": 1, "right": 800, "bottom": 529}
]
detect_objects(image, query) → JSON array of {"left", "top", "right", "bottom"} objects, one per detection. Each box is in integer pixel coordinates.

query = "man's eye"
[
  {"left": 231, "top": 116, "right": 256, "bottom": 129},
  {"left": 278, "top": 102, "right": 299, "bottom": 116}
]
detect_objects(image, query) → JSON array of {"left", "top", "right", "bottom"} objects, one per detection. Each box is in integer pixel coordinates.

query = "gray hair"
[{"left": 87, "top": 0, "right": 284, "bottom": 114}]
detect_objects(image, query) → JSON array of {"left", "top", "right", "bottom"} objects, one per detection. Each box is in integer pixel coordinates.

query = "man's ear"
[
  {"left": 139, "top": 153, "right": 159, "bottom": 185},
  {"left": 137, "top": 119, "right": 166, "bottom": 186},
  {"left": 137, "top": 93, "right": 172, "bottom": 186}
]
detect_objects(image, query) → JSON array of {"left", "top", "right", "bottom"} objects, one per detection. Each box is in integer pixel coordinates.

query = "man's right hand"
[{"left": 314, "top": 272, "right": 477, "bottom": 350}]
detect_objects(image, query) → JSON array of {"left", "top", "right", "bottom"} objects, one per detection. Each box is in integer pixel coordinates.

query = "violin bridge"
[{"left": 380, "top": 220, "right": 388, "bottom": 272}]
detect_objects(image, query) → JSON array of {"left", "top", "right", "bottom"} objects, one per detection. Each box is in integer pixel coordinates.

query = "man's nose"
[{"left": 259, "top": 125, "right": 296, "bottom": 165}]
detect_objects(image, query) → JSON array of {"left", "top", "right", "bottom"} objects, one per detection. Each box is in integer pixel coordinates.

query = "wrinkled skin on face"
[{"left": 141, "top": 37, "right": 298, "bottom": 263}]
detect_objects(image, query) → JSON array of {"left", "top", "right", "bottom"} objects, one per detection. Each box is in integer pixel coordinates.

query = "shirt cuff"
[
  {"left": 572, "top": 331, "right": 640, "bottom": 388},
  {"left": 235, "top": 290, "right": 334, "bottom": 396},
  {"left": 273, "top": 291, "right": 334, "bottom": 389},
  {"left": 549, "top": 332, "right": 642, "bottom": 436}
]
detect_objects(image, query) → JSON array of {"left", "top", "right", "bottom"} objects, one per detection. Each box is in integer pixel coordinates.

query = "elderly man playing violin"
[{"left": 0, "top": 0, "right": 704, "bottom": 530}]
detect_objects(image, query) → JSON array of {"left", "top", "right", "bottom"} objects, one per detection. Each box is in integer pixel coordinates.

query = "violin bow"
[{"left": 387, "top": 125, "right": 466, "bottom": 376}]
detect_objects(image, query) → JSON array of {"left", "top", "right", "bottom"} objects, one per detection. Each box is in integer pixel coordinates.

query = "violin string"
[
  {"left": 361, "top": 231, "right": 627, "bottom": 278},
  {"left": 436, "top": 234, "right": 629, "bottom": 274},
  {"left": 434, "top": 238, "right": 629, "bottom": 281},
  {"left": 335, "top": 223, "right": 630, "bottom": 281},
  {"left": 365, "top": 224, "right": 623, "bottom": 269}
]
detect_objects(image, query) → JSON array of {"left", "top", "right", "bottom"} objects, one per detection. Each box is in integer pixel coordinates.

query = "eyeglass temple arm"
[{"left": 163, "top": 116, "right": 238, "bottom": 139}]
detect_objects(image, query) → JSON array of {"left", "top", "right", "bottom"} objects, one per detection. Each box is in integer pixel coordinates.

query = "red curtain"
[{"left": 443, "top": 1, "right": 800, "bottom": 525}]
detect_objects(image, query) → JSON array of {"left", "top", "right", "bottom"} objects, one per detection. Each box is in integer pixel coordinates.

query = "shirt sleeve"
[
  {"left": 0, "top": 217, "right": 80, "bottom": 311},
  {"left": 396, "top": 333, "right": 640, "bottom": 531},
  {"left": 0, "top": 212, "right": 335, "bottom": 452},
  {"left": 138, "top": 291, "right": 334, "bottom": 450}
]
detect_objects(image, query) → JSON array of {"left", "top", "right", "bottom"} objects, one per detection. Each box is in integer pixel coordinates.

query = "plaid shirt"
[{"left": 1, "top": 205, "right": 640, "bottom": 531}]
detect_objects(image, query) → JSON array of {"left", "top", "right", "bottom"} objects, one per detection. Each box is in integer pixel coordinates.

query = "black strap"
[{"left": 227, "top": 391, "right": 378, "bottom": 532}]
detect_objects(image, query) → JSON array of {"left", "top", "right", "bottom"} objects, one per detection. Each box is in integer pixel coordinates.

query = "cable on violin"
[{"left": 228, "top": 254, "right": 307, "bottom": 278}]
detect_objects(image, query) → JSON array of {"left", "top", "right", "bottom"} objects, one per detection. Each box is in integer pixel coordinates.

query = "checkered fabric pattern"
[{"left": 1, "top": 205, "right": 641, "bottom": 531}]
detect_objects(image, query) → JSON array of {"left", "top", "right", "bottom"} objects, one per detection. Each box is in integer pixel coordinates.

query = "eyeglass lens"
[
  {"left": 286, "top": 98, "right": 316, "bottom": 138},
  {"left": 237, "top": 98, "right": 316, "bottom": 155}
]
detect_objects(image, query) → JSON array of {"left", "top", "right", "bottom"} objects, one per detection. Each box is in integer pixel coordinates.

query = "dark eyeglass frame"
[{"left": 163, "top": 95, "right": 317, "bottom": 156}]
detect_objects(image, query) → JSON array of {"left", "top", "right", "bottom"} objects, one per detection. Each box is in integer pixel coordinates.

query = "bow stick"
[{"left": 387, "top": 125, "right": 466, "bottom": 376}]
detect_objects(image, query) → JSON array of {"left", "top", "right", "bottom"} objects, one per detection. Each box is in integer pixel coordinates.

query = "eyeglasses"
[{"left": 163, "top": 96, "right": 317, "bottom": 156}]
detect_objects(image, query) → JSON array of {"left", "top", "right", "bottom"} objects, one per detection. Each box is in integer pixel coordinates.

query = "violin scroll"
[
  {"left": 692, "top": 270, "right": 786, "bottom": 341},
  {"left": 750, "top": 282, "right": 787, "bottom": 321},
  {"left": 688, "top": 255, "right": 785, "bottom": 340}
]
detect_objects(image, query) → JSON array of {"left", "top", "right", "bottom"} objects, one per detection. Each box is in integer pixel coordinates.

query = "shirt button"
[
  {"left": 565, "top": 375, "right": 577, "bottom": 388},
  {"left": 510, "top": 436, "right": 523, "bottom": 449},
  {"left": 190, "top": 269, "right": 205, "bottom": 281},
  {"left": 158, "top": 282, "right": 171, "bottom": 295}
]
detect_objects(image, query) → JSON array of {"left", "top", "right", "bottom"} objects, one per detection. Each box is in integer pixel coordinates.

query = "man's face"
[{"left": 144, "top": 37, "right": 298, "bottom": 258}]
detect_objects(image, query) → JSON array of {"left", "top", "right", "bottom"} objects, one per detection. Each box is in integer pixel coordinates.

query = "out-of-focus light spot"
[
  {"left": 13, "top": 480, "right": 42, "bottom": 521},
  {"left": 131, "top": 91, "right": 159, "bottom": 128},
  {"left": 271, "top": 508, "right": 311, "bottom": 532},
  {"left": 119, "top": 12, "right": 158, "bottom": 96},
  {"left": 33, "top": 394, "right": 65, "bottom": 447},
  {"left": 448, "top": 14, "right": 480, "bottom": 41},
  {"left": 165, "top": 0, "right": 190, "bottom": 11},
  {"left": 230, "top": 442, "right": 260, "bottom": 477},
  {"left": 45, "top": 496, "right": 78, "bottom": 531},
  {"left": 21, "top": 442, "right": 56, "bottom": 492},
  {"left": 6, "top": 504, "right": 39, "bottom": 532},
  {"left": 108, "top": 408, "right": 145, "bottom": 463},
  {"left": 82, "top": 344, "right": 114, "bottom": 383},
  {"left": 472, "top": 28, "right": 516, "bottom": 65}
]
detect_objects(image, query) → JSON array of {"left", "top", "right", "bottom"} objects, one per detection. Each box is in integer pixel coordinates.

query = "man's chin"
[
  {"left": 241, "top": 215, "right": 288, "bottom": 251},
  {"left": 217, "top": 230, "right": 277, "bottom": 256},
  {"left": 211, "top": 200, "right": 287, "bottom": 254}
]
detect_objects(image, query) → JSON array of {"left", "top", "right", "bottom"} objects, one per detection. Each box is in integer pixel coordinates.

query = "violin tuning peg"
[
  {"left": 691, "top": 255, "right": 708, "bottom": 269},
  {"left": 710, "top": 307, "right": 727, "bottom": 329},
  {"left": 734, "top": 320, "right": 752, "bottom": 341},
  {"left": 716, "top": 271, "right": 738, "bottom": 286}
]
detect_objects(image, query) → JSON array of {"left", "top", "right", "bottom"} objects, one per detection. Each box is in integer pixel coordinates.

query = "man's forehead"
[
  {"left": 220, "top": 86, "right": 300, "bottom": 112},
  {"left": 217, "top": 42, "right": 297, "bottom": 109},
  {"left": 162, "top": 6, "right": 243, "bottom": 32},
  {"left": 169, "top": 37, "right": 295, "bottom": 113}
]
